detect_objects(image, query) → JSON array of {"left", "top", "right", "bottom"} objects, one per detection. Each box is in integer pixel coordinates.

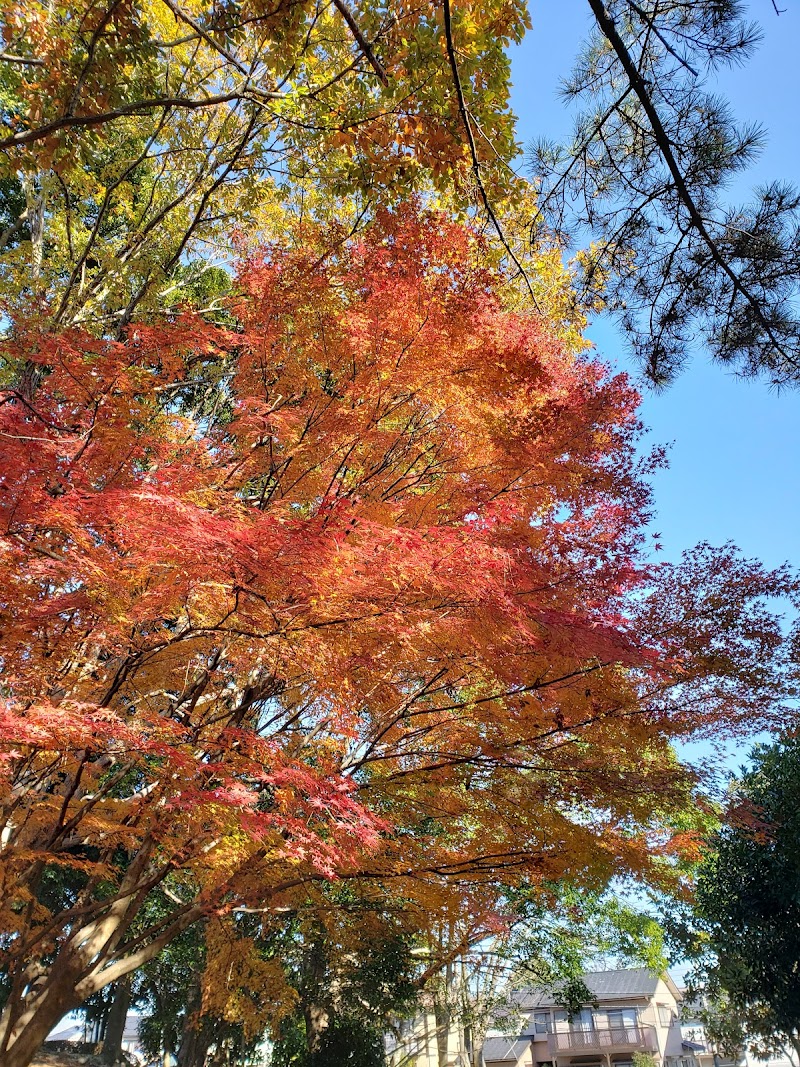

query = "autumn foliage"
[
  {"left": 0, "top": 210, "right": 794, "bottom": 1066},
  {"left": 0, "top": 0, "right": 528, "bottom": 328}
]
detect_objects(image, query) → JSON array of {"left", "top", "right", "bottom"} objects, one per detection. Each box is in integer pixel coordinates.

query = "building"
[
  {"left": 44, "top": 1012, "right": 146, "bottom": 1064},
  {"left": 482, "top": 969, "right": 686, "bottom": 1067},
  {"left": 387, "top": 967, "right": 692, "bottom": 1067}
]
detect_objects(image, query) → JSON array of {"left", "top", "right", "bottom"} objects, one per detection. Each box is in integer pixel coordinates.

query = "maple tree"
[{"left": 0, "top": 208, "right": 796, "bottom": 1067}]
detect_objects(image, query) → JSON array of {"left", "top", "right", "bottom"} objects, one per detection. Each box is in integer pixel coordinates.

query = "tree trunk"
[
  {"left": 463, "top": 1021, "right": 474, "bottom": 1067},
  {"left": 0, "top": 914, "right": 201, "bottom": 1067},
  {"left": 302, "top": 937, "right": 330, "bottom": 1056},
  {"left": 20, "top": 171, "right": 44, "bottom": 285},
  {"left": 0, "top": 848, "right": 205, "bottom": 1067},
  {"left": 304, "top": 1003, "right": 330, "bottom": 1055},
  {"left": 0, "top": 974, "right": 84, "bottom": 1067},
  {"left": 434, "top": 978, "right": 452, "bottom": 1067},
  {"left": 177, "top": 979, "right": 212, "bottom": 1067},
  {"left": 177, "top": 1024, "right": 213, "bottom": 1067},
  {"left": 0, "top": 952, "right": 125, "bottom": 1067},
  {"left": 101, "top": 977, "right": 131, "bottom": 1065}
]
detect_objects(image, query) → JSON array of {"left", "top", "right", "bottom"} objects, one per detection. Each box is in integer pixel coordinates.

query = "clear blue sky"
[{"left": 509, "top": 1, "right": 800, "bottom": 574}]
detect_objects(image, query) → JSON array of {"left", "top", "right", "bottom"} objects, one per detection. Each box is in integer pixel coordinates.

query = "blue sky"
[{"left": 509, "top": 1, "right": 800, "bottom": 574}]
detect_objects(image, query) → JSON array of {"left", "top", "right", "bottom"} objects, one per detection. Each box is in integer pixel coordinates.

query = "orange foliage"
[{"left": 0, "top": 209, "right": 794, "bottom": 1062}]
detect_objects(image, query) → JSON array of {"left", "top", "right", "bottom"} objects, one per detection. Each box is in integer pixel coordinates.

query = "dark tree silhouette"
[{"left": 531, "top": 0, "right": 800, "bottom": 387}]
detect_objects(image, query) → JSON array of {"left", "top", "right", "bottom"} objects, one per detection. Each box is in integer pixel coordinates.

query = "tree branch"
[
  {"left": 442, "top": 0, "right": 540, "bottom": 309},
  {"left": 159, "top": 0, "right": 250, "bottom": 77},
  {"left": 586, "top": 0, "right": 798, "bottom": 372},
  {"left": 0, "top": 91, "right": 281, "bottom": 151},
  {"left": 331, "top": 0, "right": 389, "bottom": 86}
]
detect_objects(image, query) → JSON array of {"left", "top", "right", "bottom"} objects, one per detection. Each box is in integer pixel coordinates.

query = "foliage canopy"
[
  {"left": 0, "top": 208, "right": 796, "bottom": 1066},
  {"left": 531, "top": 0, "right": 800, "bottom": 386},
  {"left": 687, "top": 736, "right": 800, "bottom": 1063}
]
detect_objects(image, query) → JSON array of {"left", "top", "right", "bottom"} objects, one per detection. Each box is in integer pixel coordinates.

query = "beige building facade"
[
  {"left": 386, "top": 968, "right": 689, "bottom": 1067},
  {"left": 484, "top": 969, "right": 686, "bottom": 1067}
]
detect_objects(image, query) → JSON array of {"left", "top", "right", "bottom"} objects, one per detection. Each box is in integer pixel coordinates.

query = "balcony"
[{"left": 547, "top": 1026, "right": 657, "bottom": 1057}]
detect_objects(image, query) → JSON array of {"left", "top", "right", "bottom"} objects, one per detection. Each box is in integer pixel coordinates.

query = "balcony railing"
[{"left": 547, "top": 1026, "right": 657, "bottom": 1056}]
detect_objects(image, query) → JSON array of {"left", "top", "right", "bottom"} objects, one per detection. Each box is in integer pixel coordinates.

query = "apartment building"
[
  {"left": 386, "top": 967, "right": 688, "bottom": 1067},
  {"left": 483, "top": 969, "right": 686, "bottom": 1067}
]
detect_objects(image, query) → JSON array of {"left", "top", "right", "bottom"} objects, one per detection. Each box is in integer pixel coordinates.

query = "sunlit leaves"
[{"left": 0, "top": 210, "right": 795, "bottom": 1059}]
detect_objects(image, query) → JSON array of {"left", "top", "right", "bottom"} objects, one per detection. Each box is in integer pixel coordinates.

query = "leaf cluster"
[
  {"left": 0, "top": 0, "right": 529, "bottom": 330},
  {"left": 0, "top": 208, "right": 796, "bottom": 1061}
]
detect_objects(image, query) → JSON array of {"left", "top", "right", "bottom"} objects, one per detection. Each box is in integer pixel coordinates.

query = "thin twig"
[
  {"left": 159, "top": 0, "right": 249, "bottom": 76},
  {"left": 627, "top": 0, "right": 699, "bottom": 77}
]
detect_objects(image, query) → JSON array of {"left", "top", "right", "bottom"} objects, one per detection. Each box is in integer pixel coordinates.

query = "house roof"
[
  {"left": 511, "top": 968, "right": 674, "bottom": 1009},
  {"left": 483, "top": 1035, "right": 532, "bottom": 1063},
  {"left": 47, "top": 1023, "right": 84, "bottom": 1042},
  {"left": 46, "top": 1012, "right": 142, "bottom": 1047}
]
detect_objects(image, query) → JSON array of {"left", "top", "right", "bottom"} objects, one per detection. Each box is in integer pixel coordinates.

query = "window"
[
  {"left": 658, "top": 1005, "right": 674, "bottom": 1027},
  {"left": 554, "top": 1010, "right": 569, "bottom": 1033},
  {"left": 551, "top": 1008, "right": 595, "bottom": 1034},
  {"left": 574, "top": 1009, "right": 595, "bottom": 1032},
  {"left": 607, "top": 1009, "right": 638, "bottom": 1030},
  {"left": 533, "top": 1012, "right": 552, "bottom": 1034}
]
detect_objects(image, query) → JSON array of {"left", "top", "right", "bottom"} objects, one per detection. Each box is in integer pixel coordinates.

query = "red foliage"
[{"left": 0, "top": 209, "right": 794, "bottom": 1053}]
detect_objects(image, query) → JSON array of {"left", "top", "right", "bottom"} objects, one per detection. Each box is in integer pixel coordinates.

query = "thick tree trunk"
[
  {"left": 0, "top": 973, "right": 84, "bottom": 1067},
  {"left": 101, "top": 977, "right": 131, "bottom": 1065},
  {"left": 302, "top": 937, "right": 330, "bottom": 1056},
  {"left": 0, "top": 962, "right": 107, "bottom": 1067},
  {"left": 177, "top": 1024, "right": 213, "bottom": 1067},
  {"left": 0, "top": 900, "right": 204, "bottom": 1067}
]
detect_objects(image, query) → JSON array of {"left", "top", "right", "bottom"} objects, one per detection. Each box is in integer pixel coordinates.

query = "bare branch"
[{"left": 0, "top": 91, "right": 282, "bottom": 151}]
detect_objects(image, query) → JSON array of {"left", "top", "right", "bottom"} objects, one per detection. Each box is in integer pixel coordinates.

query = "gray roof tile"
[
  {"left": 483, "top": 1035, "right": 532, "bottom": 1063},
  {"left": 512, "top": 968, "right": 662, "bottom": 1009}
]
